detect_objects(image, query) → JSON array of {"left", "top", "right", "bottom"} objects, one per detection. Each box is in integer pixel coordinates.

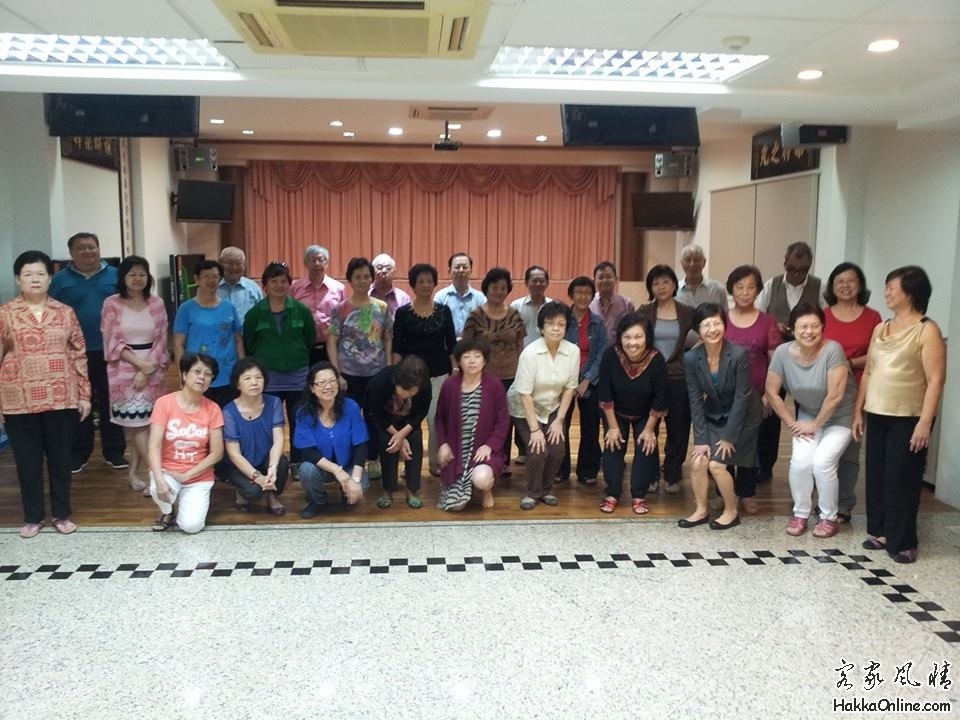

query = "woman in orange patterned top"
[{"left": 0, "top": 250, "right": 91, "bottom": 539}]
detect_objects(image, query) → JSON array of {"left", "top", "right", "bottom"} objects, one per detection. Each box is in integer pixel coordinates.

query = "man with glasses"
[
  {"left": 290, "top": 245, "right": 345, "bottom": 364},
  {"left": 435, "top": 252, "right": 485, "bottom": 338},
  {"left": 369, "top": 252, "right": 411, "bottom": 319},
  {"left": 756, "top": 242, "right": 826, "bottom": 339},
  {"left": 50, "top": 231, "right": 127, "bottom": 473},
  {"left": 217, "top": 246, "right": 262, "bottom": 319}
]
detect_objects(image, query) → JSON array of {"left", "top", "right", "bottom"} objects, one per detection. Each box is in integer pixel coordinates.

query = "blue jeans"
[{"left": 298, "top": 461, "right": 369, "bottom": 505}]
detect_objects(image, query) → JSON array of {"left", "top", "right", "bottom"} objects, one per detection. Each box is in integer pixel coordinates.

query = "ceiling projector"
[{"left": 433, "top": 138, "right": 462, "bottom": 151}]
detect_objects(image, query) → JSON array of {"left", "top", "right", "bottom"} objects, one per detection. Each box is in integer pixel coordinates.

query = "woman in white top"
[{"left": 508, "top": 302, "right": 579, "bottom": 511}]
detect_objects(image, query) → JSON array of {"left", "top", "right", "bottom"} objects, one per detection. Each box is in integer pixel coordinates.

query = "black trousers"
[
  {"left": 756, "top": 390, "right": 784, "bottom": 477},
  {"left": 602, "top": 415, "right": 660, "bottom": 499},
  {"left": 659, "top": 376, "right": 691, "bottom": 486},
  {"left": 73, "top": 350, "right": 125, "bottom": 464},
  {"left": 500, "top": 377, "right": 517, "bottom": 464},
  {"left": 270, "top": 389, "right": 303, "bottom": 463},
  {"left": 309, "top": 343, "right": 329, "bottom": 365},
  {"left": 376, "top": 425, "right": 424, "bottom": 493},
  {"left": 5, "top": 410, "right": 76, "bottom": 523},
  {"left": 865, "top": 413, "right": 928, "bottom": 554},
  {"left": 727, "top": 466, "right": 759, "bottom": 498},
  {"left": 222, "top": 455, "right": 290, "bottom": 501},
  {"left": 343, "top": 373, "right": 377, "bottom": 462},
  {"left": 560, "top": 387, "right": 602, "bottom": 482}
]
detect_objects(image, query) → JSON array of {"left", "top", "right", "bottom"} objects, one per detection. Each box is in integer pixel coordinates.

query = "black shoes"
[
  {"left": 299, "top": 502, "right": 326, "bottom": 519},
  {"left": 710, "top": 515, "right": 741, "bottom": 531},
  {"left": 70, "top": 461, "right": 89, "bottom": 475},
  {"left": 677, "top": 515, "right": 710, "bottom": 528},
  {"left": 106, "top": 455, "right": 130, "bottom": 470}
]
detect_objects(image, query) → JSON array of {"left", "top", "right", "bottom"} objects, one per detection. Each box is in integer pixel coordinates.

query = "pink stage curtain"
[{"left": 243, "top": 161, "right": 617, "bottom": 289}]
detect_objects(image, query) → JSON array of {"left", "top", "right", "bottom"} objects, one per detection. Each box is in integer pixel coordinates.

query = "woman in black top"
[
  {"left": 363, "top": 355, "right": 432, "bottom": 510},
  {"left": 597, "top": 312, "right": 668, "bottom": 515},
  {"left": 392, "top": 263, "right": 457, "bottom": 476}
]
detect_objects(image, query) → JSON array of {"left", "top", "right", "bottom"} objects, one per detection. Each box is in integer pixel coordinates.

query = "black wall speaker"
[
  {"left": 780, "top": 123, "right": 848, "bottom": 148},
  {"left": 561, "top": 105, "right": 700, "bottom": 148},
  {"left": 45, "top": 94, "right": 200, "bottom": 138}
]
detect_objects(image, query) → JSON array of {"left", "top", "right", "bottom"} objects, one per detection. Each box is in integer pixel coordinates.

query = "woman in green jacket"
[{"left": 243, "top": 261, "right": 315, "bottom": 463}]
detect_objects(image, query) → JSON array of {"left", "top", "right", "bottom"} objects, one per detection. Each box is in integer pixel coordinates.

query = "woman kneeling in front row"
[
  {"left": 221, "top": 357, "right": 289, "bottom": 516},
  {"left": 148, "top": 352, "right": 224, "bottom": 533},
  {"left": 435, "top": 338, "right": 510, "bottom": 511},
  {"left": 294, "top": 362, "right": 368, "bottom": 518}
]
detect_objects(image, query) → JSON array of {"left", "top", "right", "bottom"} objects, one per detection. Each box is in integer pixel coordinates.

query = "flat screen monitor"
[
  {"left": 632, "top": 191, "right": 695, "bottom": 230},
  {"left": 175, "top": 180, "right": 235, "bottom": 223}
]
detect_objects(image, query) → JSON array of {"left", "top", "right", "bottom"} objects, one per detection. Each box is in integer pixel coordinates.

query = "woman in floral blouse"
[{"left": 1, "top": 250, "right": 91, "bottom": 538}]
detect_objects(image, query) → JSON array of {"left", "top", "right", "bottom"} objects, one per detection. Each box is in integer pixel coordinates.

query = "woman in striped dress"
[{"left": 434, "top": 338, "right": 510, "bottom": 511}]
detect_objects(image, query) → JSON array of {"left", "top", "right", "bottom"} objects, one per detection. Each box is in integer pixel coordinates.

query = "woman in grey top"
[{"left": 766, "top": 302, "right": 858, "bottom": 539}]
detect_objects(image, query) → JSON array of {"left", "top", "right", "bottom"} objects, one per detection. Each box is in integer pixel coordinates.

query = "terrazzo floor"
[{"left": 3, "top": 514, "right": 960, "bottom": 719}]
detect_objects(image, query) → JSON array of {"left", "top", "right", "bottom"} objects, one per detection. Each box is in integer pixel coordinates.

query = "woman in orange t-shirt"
[{"left": 147, "top": 352, "right": 224, "bottom": 533}]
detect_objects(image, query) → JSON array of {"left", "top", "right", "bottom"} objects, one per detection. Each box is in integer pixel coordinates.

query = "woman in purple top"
[
  {"left": 434, "top": 338, "right": 510, "bottom": 511},
  {"left": 724, "top": 265, "right": 782, "bottom": 513}
]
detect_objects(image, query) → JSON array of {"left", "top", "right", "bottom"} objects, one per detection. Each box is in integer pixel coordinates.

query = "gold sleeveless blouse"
[{"left": 863, "top": 319, "right": 927, "bottom": 417}]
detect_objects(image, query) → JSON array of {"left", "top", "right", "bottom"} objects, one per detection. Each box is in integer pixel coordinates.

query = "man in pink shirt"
[
  {"left": 290, "top": 245, "right": 345, "bottom": 364},
  {"left": 589, "top": 260, "right": 636, "bottom": 347},
  {"left": 369, "top": 252, "right": 411, "bottom": 319}
]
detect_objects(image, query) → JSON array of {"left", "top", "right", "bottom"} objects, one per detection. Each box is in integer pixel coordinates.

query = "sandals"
[
  {"left": 785, "top": 516, "right": 808, "bottom": 536},
  {"left": 129, "top": 477, "right": 148, "bottom": 493},
  {"left": 600, "top": 496, "right": 618, "bottom": 514},
  {"left": 376, "top": 495, "right": 393, "bottom": 509},
  {"left": 632, "top": 498, "right": 649, "bottom": 515},
  {"left": 406, "top": 495, "right": 423, "bottom": 509},
  {"left": 862, "top": 536, "right": 886, "bottom": 551},
  {"left": 741, "top": 497, "right": 759, "bottom": 515},
  {"left": 52, "top": 518, "right": 77, "bottom": 535},
  {"left": 812, "top": 519, "right": 839, "bottom": 538},
  {"left": 892, "top": 548, "right": 918, "bottom": 564},
  {"left": 19, "top": 522, "right": 43, "bottom": 539},
  {"left": 152, "top": 513, "right": 175, "bottom": 532}
]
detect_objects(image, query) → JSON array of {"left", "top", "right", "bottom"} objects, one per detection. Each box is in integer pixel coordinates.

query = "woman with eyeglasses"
[
  {"left": 508, "top": 301, "right": 579, "bottom": 511},
  {"left": 148, "top": 353, "right": 225, "bottom": 533},
  {"left": 767, "top": 303, "right": 858, "bottom": 540},
  {"left": 681, "top": 303, "right": 762, "bottom": 530},
  {"left": 99, "top": 256, "right": 169, "bottom": 494},
  {"left": 243, "top": 261, "right": 315, "bottom": 466},
  {"left": 294, "top": 363, "right": 368, "bottom": 518}
]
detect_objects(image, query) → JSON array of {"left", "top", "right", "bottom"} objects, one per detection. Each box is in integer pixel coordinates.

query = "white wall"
[
  {"left": 61, "top": 159, "right": 122, "bottom": 259},
  {"left": 129, "top": 137, "right": 188, "bottom": 290}
]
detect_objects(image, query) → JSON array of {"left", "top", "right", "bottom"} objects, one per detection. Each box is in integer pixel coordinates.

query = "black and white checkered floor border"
[{"left": 3, "top": 548, "right": 958, "bottom": 645}]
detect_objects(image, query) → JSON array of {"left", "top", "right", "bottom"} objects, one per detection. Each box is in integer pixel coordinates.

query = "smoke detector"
[{"left": 722, "top": 35, "right": 750, "bottom": 52}]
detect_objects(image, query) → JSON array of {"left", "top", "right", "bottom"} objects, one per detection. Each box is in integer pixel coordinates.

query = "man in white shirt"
[
  {"left": 677, "top": 244, "right": 728, "bottom": 308},
  {"left": 369, "top": 252, "right": 411, "bottom": 319},
  {"left": 217, "top": 246, "right": 263, "bottom": 319},
  {"left": 510, "top": 265, "right": 553, "bottom": 347},
  {"left": 434, "top": 251, "right": 485, "bottom": 337}
]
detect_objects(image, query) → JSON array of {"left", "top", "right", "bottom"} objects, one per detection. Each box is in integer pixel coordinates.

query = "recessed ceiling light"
[
  {"left": 343, "top": 131, "right": 355, "bottom": 138},
  {"left": 448, "top": 123, "right": 462, "bottom": 130},
  {"left": 388, "top": 127, "right": 404, "bottom": 136},
  {"left": 241, "top": 129, "right": 254, "bottom": 135},
  {"left": 329, "top": 120, "right": 343, "bottom": 127},
  {"left": 487, "top": 129, "right": 502, "bottom": 138},
  {"left": 535, "top": 134, "right": 548, "bottom": 142},
  {"left": 797, "top": 69, "right": 823, "bottom": 80},
  {"left": 209, "top": 118, "right": 225, "bottom": 125},
  {"left": 867, "top": 38, "right": 900, "bottom": 53}
]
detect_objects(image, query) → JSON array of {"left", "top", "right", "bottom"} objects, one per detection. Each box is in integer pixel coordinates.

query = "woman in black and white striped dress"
[{"left": 434, "top": 338, "right": 511, "bottom": 511}]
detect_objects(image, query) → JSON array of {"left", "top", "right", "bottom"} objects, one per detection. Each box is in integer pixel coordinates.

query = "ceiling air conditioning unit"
[{"left": 216, "top": 0, "right": 490, "bottom": 58}]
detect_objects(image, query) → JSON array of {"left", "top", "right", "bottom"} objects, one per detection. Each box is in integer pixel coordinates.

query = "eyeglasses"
[
  {"left": 373, "top": 264, "right": 394, "bottom": 272},
  {"left": 312, "top": 378, "right": 339, "bottom": 388},
  {"left": 187, "top": 368, "right": 214, "bottom": 379}
]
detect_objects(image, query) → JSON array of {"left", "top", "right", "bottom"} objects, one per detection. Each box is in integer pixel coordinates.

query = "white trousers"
[
  {"left": 788, "top": 424, "right": 852, "bottom": 521},
  {"left": 149, "top": 471, "right": 213, "bottom": 535}
]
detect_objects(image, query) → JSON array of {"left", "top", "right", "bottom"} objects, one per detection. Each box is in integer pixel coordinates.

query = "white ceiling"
[{"left": 1, "top": 0, "right": 959, "bottom": 147}]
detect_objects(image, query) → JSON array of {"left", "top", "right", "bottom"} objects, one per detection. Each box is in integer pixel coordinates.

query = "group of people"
[{"left": 0, "top": 237, "right": 946, "bottom": 564}]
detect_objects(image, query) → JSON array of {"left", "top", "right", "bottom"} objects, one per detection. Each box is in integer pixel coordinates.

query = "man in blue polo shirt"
[
  {"left": 434, "top": 251, "right": 485, "bottom": 338},
  {"left": 50, "top": 232, "right": 128, "bottom": 473}
]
